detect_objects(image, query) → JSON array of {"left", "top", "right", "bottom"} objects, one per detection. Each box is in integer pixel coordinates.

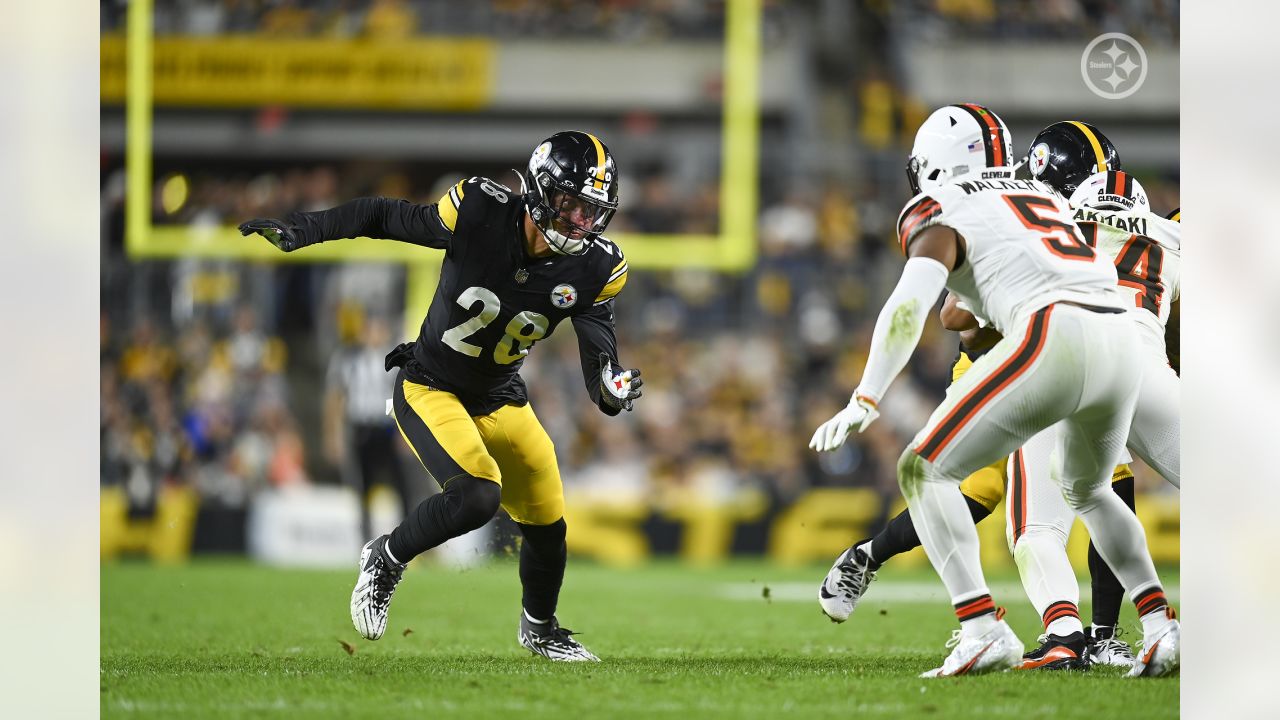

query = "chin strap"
[{"left": 518, "top": 168, "right": 588, "bottom": 256}]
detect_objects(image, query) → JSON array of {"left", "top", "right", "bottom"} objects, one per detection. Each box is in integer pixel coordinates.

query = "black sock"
[
  {"left": 1089, "top": 477, "right": 1136, "bottom": 628},
  {"left": 387, "top": 475, "right": 501, "bottom": 563},
  {"left": 517, "top": 518, "right": 567, "bottom": 622},
  {"left": 870, "top": 495, "right": 992, "bottom": 566}
]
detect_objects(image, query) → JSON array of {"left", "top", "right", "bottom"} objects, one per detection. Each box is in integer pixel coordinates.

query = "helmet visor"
[{"left": 547, "top": 189, "right": 615, "bottom": 241}]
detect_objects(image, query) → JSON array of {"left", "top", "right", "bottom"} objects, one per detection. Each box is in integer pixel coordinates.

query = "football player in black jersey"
[{"left": 239, "top": 131, "right": 641, "bottom": 662}]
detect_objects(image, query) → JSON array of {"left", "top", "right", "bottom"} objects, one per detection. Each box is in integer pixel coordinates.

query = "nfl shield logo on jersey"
[{"left": 551, "top": 284, "right": 577, "bottom": 309}]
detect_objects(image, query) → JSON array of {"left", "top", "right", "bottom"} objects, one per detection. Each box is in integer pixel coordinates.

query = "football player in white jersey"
[
  {"left": 809, "top": 103, "right": 1177, "bottom": 677},
  {"left": 1068, "top": 170, "right": 1180, "bottom": 485},
  {"left": 814, "top": 123, "right": 1140, "bottom": 672},
  {"left": 994, "top": 143, "right": 1182, "bottom": 676}
]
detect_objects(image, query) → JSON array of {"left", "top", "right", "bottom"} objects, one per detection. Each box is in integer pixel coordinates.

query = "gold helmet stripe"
[
  {"left": 586, "top": 133, "right": 607, "bottom": 190},
  {"left": 1067, "top": 121, "right": 1108, "bottom": 172}
]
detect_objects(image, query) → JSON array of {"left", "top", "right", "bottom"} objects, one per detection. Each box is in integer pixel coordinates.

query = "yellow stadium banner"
[{"left": 101, "top": 34, "right": 493, "bottom": 110}]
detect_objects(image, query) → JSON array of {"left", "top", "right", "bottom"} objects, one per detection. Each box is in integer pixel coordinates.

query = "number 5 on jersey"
[{"left": 1004, "top": 194, "right": 1095, "bottom": 261}]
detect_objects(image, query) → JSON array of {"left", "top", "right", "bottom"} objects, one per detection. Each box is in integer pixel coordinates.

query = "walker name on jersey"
[
  {"left": 956, "top": 178, "right": 1042, "bottom": 195},
  {"left": 1072, "top": 208, "right": 1148, "bottom": 236}
]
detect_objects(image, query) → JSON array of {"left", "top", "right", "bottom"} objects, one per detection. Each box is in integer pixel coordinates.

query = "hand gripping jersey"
[
  {"left": 896, "top": 167, "right": 1122, "bottom": 335},
  {"left": 1072, "top": 206, "right": 1181, "bottom": 349},
  {"left": 289, "top": 176, "right": 629, "bottom": 416}
]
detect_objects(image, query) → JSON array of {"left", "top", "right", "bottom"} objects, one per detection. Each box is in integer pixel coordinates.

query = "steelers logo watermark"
[
  {"left": 1081, "top": 33, "right": 1148, "bottom": 100},
  {"left": 550, "top": 284, "right": 577, "bottom": 309}
]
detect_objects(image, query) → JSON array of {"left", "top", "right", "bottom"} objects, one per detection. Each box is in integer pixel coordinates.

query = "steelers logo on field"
[
  {"left": 1029, "top": 143, "right": 1050, "bottom": 177},
  {"left": 550, "top": 284, "right": 577, "bottom": 309}
]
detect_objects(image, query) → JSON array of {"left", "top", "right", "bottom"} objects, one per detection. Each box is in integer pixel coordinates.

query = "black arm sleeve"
[
  {"left": 571, "top": 300, "right": 623, "bottom": 417},
  {"left": 287, "top": 197, "right": 453, "bottom": 251}
]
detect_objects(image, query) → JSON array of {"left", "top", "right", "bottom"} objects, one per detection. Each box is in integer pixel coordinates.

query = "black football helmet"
[
  {"left": 1025, "top": 121, "right": 1121, "bottom": 196},
  {"left": 522, "top": 131, "right": 619, "bottom": 255}
]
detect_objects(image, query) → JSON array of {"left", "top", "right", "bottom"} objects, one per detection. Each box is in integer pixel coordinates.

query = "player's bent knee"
[
  {"left": 897, "top": 447, "right": 928, "bottom": 499},
  {"left": 450, "top": 476, "right": 503, "bottom": 532},
  {"left": 517, "top": 517, "right": 567, "bottom": 550},
  {"left": 1060, "top": 482, "right": 1106, "bottom": 513},
  {"left": 1012, "top": 524, "right": 1070, "bottom": 551}
]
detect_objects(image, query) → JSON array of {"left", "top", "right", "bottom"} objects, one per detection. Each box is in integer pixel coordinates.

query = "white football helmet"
[
  {"left": 906, "top": 103, "right": 1013, "bottom": 195},
  {"left": 1068, "top": 170, "right": 1151, "bottom": 213}
]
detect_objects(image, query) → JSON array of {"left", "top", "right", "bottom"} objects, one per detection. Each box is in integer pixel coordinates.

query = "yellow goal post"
[{"left": 124, "top": 0, "right": 761, "bottom": 336}]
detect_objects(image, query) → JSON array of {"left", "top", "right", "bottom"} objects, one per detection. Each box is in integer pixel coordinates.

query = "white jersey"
[
  {"left": 1071, "top": 206, "right": 1181, "bottom": 348},
  {"left": 896, "top": 167, "right": 1121, "bottom": 335}
]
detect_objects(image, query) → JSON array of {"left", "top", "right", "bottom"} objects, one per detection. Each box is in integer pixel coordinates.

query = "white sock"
[
  {"left": 523, "top": 609, "right": 550, "bottom": 625},
  {"left": 962, "top": 612, "right": 999, "bottom": 636},
  {"left": 1140, "top": 608, "right": 1173, "bottom": 638}
]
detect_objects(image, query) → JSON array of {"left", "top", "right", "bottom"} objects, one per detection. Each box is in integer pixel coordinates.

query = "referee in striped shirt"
[{"left": 325, "top": 315, "right": 413, "bottom": 540}]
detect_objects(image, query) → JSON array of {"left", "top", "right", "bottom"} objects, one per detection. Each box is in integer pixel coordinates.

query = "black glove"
[
  {"left": 599, "top": 352, "right": 643, "bottom": 412},
  {"left": 238, "top": 218, "right": 306, "bottom": 252}
]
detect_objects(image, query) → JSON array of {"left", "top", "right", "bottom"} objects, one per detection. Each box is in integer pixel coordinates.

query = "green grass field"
[{"left": 102, "top": 558, "right": 1178, "bottom": 718}]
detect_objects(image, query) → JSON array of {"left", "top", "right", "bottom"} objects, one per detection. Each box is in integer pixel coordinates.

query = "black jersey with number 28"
[{"left": 288, "top": 176, "right": 630, "bottom": 416}]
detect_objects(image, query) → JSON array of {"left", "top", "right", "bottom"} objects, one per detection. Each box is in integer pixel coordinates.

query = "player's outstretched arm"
[
  {"left": 239, "top": 197, "right": 453, "bottom": 253},
  {"left": 571, "top": 302, "right": 642, "bottom": 415},
  {"left": 810, "top": 225, "right": 958, "bottom": 452}
]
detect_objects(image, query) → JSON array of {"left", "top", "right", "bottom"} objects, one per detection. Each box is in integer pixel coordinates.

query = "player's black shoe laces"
[
  {"left": 540, "top": 624, "right": 583, "bottom": 648},
  {"left": 370, "top": 553, "right": 404, "bottom": 610},
  {"left": 834, "top": 552, "right": 876, "bottom": 598}
]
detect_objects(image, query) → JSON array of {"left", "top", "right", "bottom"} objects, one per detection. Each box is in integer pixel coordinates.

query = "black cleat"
[{"left": 1020, "top": 631, "right": 1090, "bottom": 671}]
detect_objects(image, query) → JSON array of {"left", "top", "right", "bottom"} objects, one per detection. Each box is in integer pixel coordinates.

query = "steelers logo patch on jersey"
[
  {"left": 551, "top": 284, "right": 578, "bottom": 309},
  {"left": 1029, "top": 143, "right": 1050, "bottom": 177}
]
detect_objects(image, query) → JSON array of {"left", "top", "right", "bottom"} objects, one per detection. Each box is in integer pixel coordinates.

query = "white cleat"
[
  {"left": 350, "top": 535, "right": 405, "bottom": 641},
  {"left": 1127, "top": 619, "right": 1179, "bottom": 678},
  {"left": 920, "top": 618, "right": 1023, "bottom": 678},
  {"left": 518, "top": 614, "right": 601, "bottom": 662},
  {"left": 1087, "top": 625, "right": 1135, "bottom": 669},
  {"left": 818, "top": 542, "right": 878, "bottom": 623}
]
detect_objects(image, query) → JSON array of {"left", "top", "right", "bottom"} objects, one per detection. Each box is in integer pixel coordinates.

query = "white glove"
[
  {"left": 598, "top": 353, "right": 643, "bottom": 412},
  {"left": 809, "top": 395, "right": 880, "bottom": 452}
]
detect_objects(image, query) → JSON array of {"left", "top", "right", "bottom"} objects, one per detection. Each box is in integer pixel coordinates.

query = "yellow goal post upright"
[{"left": 125, "top": 0, "right": 761, "bottom": 337}]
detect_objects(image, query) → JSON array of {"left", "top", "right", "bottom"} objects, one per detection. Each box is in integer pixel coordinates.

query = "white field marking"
[{"left": 719, "top": 581, "right": 1180, "bottom": 604}]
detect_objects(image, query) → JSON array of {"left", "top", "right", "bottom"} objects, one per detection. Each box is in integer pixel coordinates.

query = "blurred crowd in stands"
[
  {"left": 101, "top": 0, "right": 1176, "bottom": 45},
  {"left": 101, "top": 154, "right": 1179, "bottom": 518},
  {"left": 100, "top": 0, "right": 1179, "bottom": 525}
]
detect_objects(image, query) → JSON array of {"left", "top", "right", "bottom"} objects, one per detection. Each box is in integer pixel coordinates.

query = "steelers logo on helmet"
[
  {"left": 522, "top": 131, "right": 620, "bottom": 256},
  {"left": 550, "top": 284, "right": 578, "bottom": 309},
  {"left": 1025, "top": 121, "right": 1121, "bottom": 196},
  {"left": 1029, "top": 143, "right": 1051, "bottom": 177}
]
